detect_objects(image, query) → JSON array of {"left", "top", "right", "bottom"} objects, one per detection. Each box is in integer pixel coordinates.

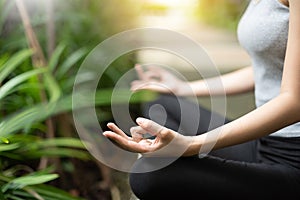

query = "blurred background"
[{"left": 0, "top": 0, "right": 252, "bottom": 199}]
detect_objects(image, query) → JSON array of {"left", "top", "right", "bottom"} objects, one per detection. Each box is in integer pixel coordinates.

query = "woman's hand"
[
  {"left": 103, "top": 118, "right": 194, "bottom": 157},
  {"left": 131, "top": 64, "right": 192, "bottom": 96}
]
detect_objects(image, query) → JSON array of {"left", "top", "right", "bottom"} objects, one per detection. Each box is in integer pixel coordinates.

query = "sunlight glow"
[{"left": 145, "top": 0, "right": 198, "bottom": 7}]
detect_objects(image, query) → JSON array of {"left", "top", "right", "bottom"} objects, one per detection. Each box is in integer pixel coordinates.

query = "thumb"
[{"left": 136, "top": 117, "right": 166, "bottom": 136}]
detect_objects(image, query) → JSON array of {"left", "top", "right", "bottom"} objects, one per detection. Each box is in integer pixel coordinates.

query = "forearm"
[
  {"left": 186, "top": 92, "right": 300, "bottom": 156},
  {"left": 182, "top": 66, "right": 254, "bottom": 96}
]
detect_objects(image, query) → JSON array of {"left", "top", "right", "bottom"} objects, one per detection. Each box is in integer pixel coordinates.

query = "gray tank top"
[{"left": 238, "top": 0, "right": 300, "bottom": 137}]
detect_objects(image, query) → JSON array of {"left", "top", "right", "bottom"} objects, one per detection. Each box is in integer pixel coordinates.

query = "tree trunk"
[{"left": 46, "top": 0, "right": 56, "bottom": 59}]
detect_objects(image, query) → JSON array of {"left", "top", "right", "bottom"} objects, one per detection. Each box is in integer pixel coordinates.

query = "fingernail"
[{"left": 136, "top": 117, "right": 146, "bottom": 124}]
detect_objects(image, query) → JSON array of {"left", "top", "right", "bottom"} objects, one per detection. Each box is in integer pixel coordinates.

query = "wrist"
[
  {"left": 176, "top": 81, "right": 195, "bottom": 96},
  {"left": 183, "top": 135, "right": 204, "bottom": 156},
  {"left": 187, "top": 80, "right": 208, "bottom": 97}
]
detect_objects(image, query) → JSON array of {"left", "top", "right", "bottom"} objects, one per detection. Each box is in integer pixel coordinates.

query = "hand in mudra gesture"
[
  {"left": 103, "top": 118, "right": 193, "bottom": 157},
  {"left": 131, "top": 64, "right": 191, "bottom": 96},
  {"left": 103, "top": 64, "right": 195, "bottom": 156}
]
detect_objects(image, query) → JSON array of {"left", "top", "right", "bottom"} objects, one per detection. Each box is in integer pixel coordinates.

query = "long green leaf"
[
  {"left": 8, "top": 190, "right": 36, "bottom": 200},
  {"left": 0, "top": 105, "right": 48, "bottom": 137},
  {"left": 44, "top": 72, "right": 61, "bottom": 102},
  {"left": 26, "top": 138, "right": 85, "bottom": 149},
  {"left": 6, "top": 134, "right": 40, "bottom": 144},
  {"left": 103, "top": 66, "right": 123, "bottom": 83},
  {"left": 5, "top": 194, "right": 28, "bottom": 200},
  {"left": 61, "top": 89, "right": 157, "bottom": 112},
  {"left": 0, "top": 152, "right": 24, "bottom": 160},
  {"left": 0, "top": 68, "right": 46, "bottom": 100},
  {"left": 24, "top": 148, "right": 90, "bottom": 160},
  {"left": 48, "top": 44, "right": 66, "bottom": 72},
  {"left": 32, "top": 184, "right": 83, "bottom": 200},
  {"left": 0, "top": 55, "right": 9, "bottom": 69},
  {"left": 0, "top": 49, "right": 33, "bottom": 83},
  {"left": 55, "top": 48, "right": 88, "bottom": 79},
  {"left": 0, "top": 143, "right": 20, "bottom": 152},
  {"left": 13, "top": 174, "right": 59, "bottom": 186},
  {"left": 7, "top": 82, "right": 42, "bottom": 96},
  {"left": 2, "top": 174, "right": 59, "bottom": 192},
  {"left": 0, "top": 90, "right": 156, "bottom": 137},
  {"left": 2, "top": 178, "right": 83, "bottom": 200}
]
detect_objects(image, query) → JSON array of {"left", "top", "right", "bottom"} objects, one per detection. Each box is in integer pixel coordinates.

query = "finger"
[
  {"left": 103, "top": 131, "right": 151, "bottom": 153},
  {"left": 130, "top": 81, "right": 152, "bottom": 91},
  {"left": 145, "top": 65, "right": 159, "bottom": 72},
  {"left": 130, "top": 80, "right": 148, "bottom": 88},
  {"left": 136, "top": 118, "right": 168, "bottom": 137},
  {"left": 130, "top": 126, "right": 147, "bottom": 142},
  {"left": 130, "top": 81, "right": 154, "bottom": 91},
  {"left": 135, "top": 64, "right": 145, "bottom": 80},
  {"left": 146, "top": 65, "right": 166, "bottom": 74},
  {"left": 131, "top": 81, "right": 171, "bottom": 93},
  {"left": 103, "top": 131, "right": 134, "bottom": 151},
  {"left": 107, "top": 123, "right": 130, "bottom": 139},
  {"left": 143, "top": 71, "right": 161, "bottom": 81}
]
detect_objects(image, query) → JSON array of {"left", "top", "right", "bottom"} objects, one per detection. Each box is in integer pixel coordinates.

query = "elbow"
[
  {"left": 296, "top": 102, "right": 300, "bottom": 122},
  {"left": 280, "top": 92, "right": 300, "bottom": 122},
  {"left": 290, "top": 94, "right": 300, "bottom": 122},
  {"left": 294, "top": 102, "right": 300, "bottom": 122}
]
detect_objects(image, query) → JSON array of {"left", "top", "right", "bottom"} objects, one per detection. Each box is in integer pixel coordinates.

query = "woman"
[{"left": 103, "top": 0, "right": 300, "bottom": 199}]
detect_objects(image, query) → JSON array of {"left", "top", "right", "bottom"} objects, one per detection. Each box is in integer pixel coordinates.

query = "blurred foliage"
[
  {"left": 0, "top": 49, "right": 91, "bottom": 199},
  {"left": 0, "top": 170, "right": 84, "bottom": 200},
  {"left": 197, "top": 0, "right": 249, "bottom": 30},
  {"left": 0, "top": 134, "right": 87, "bottom": 200},
  {"left": 0, "top": 0, "right": 141, "bottom": 53},
  {"left": 0, "top": 48, "right": 154, "bottom": 198},
  {"left": 54, "top": 0, "right": 141, "bottom": 52},
  {"left": 0, "top": 0, "right": 150, "bottom": 199}
]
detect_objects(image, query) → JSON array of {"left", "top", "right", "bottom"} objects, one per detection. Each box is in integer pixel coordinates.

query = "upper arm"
[{"left": 280, "top": 0, "right": 300, "bottom": 103}]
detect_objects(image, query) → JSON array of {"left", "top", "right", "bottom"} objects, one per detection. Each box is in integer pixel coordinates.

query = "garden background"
[{"left": 0, "top": 0, "right": 250, "bottom": 199}]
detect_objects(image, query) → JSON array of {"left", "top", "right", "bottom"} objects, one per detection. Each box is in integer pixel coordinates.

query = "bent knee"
[
  {"left": 129, "top": 157, "right": 176, "bottom": 199},
  {"left": 129, "top": 172, "right": 156, "bottom": 199}
]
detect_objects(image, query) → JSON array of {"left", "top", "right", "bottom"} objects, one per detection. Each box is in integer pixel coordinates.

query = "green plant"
[
  {"left": 0, "top": 48, "right": 90, "bottom": 199},
  {"left": 0, "top": 137, "right": 85, "bottom": 200},
  {"left": 0, "top": 46, "right": 155, "bottom": 199},
  {"left": 0, "top": 0, "right": 153, "bottom": 199},
  {"left": 0, "top": 167, "right": 83, "bottom": 200}
]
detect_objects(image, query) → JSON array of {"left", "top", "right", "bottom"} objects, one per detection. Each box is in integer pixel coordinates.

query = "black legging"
[{"left": 129, "top": 94, "right": 300, "bottom": 200}]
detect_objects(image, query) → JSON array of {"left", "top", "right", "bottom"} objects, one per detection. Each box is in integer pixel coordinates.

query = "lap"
[
  {"left": 132, "top": 95, "right": 300, "bottom": 199},
  {"left": 143, "top": 94, "right": 256, "bottom": 161},
  {"left": 130, "top": 155, "right": 299, "bottom": 200}
]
